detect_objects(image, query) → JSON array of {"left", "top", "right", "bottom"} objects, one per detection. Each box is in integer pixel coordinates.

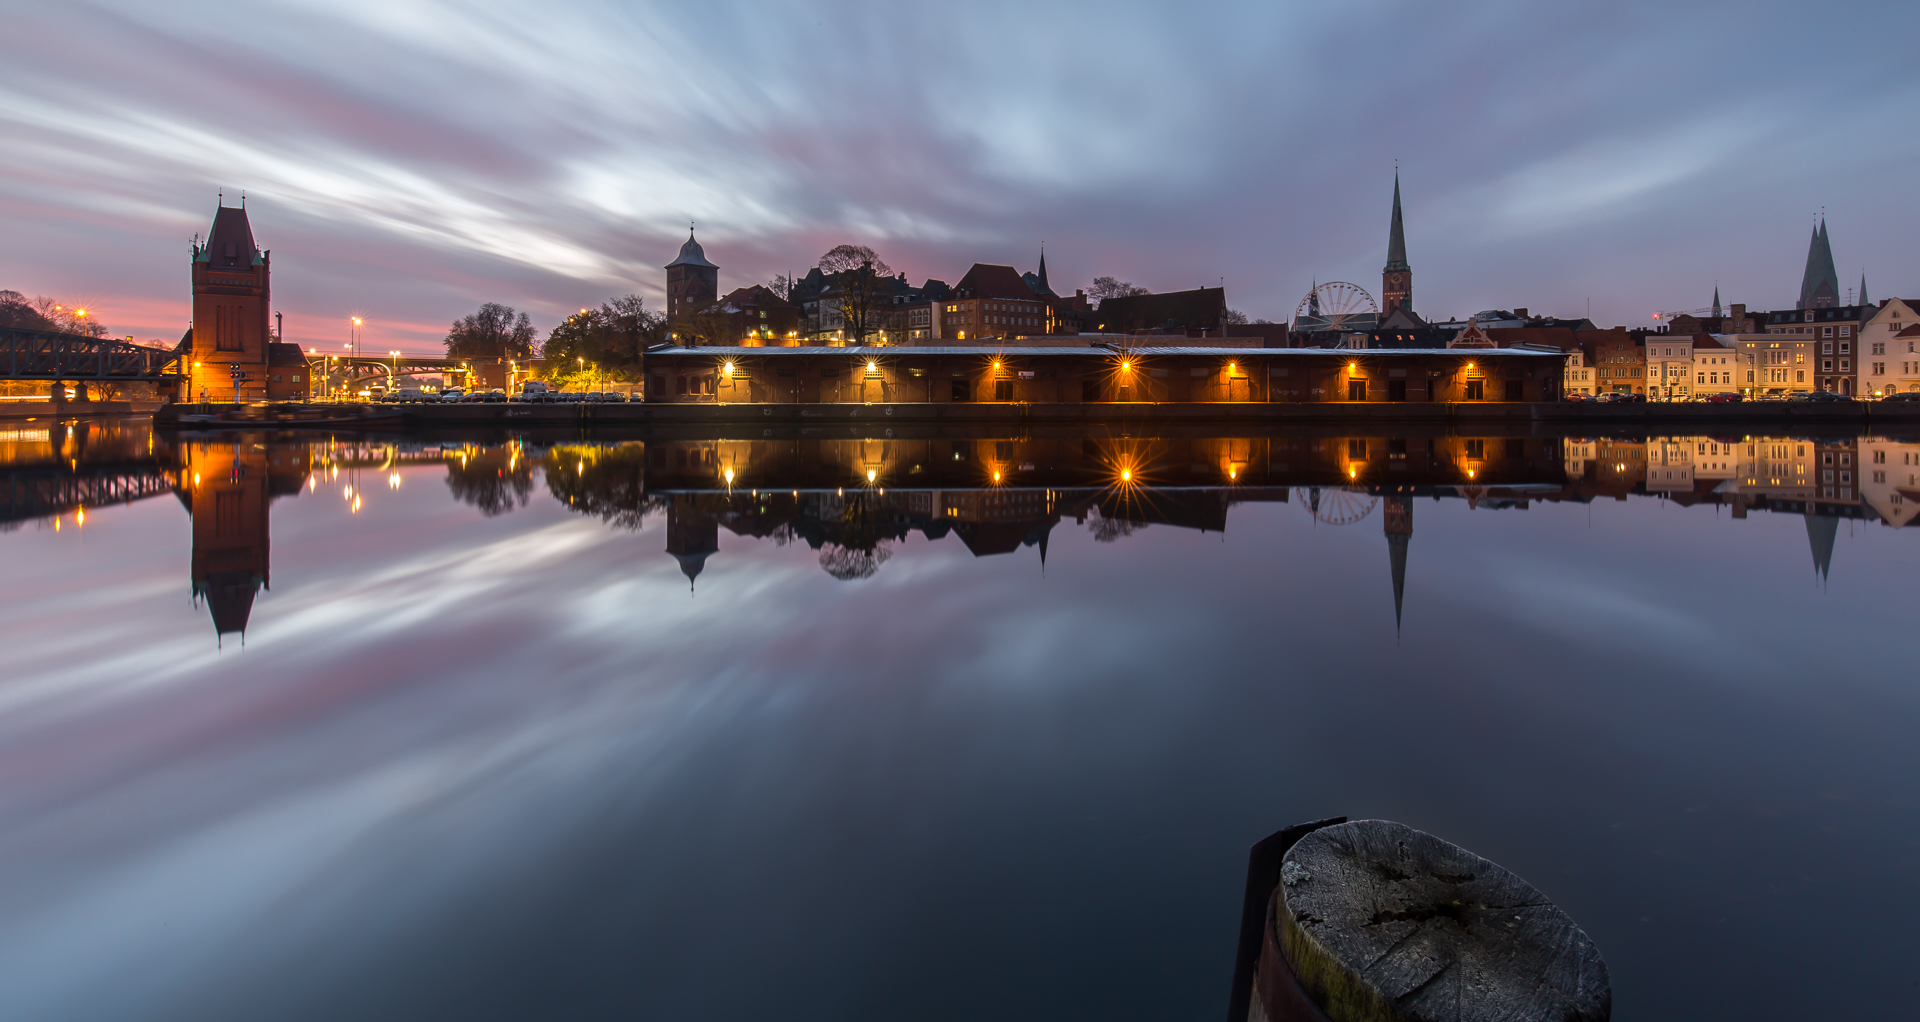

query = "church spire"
[
  {"left": 1712, "top": 284, "right": 1722, "bottom": 318},
  {"left": 1385, "top": 173, "right": 1408, "bottom": 271},
  {"left": 1037, "top": 245, "right": 1049, "bottom": 296},
  {"left": 1381, "top": 173, "right": 1412, "bottom": 316},
  {"left": 1859, "top": 273, "right": 1869, "bottom": 308},
  {"left": 1799, "top": 218, "right": 1839, "bottom": 310}
]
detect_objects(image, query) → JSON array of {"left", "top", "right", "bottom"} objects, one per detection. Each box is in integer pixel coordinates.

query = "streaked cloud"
[{"left": 0, "top": 0, "right": 1914, "bottom": 350}]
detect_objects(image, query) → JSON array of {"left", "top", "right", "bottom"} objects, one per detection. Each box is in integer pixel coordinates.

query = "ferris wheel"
[
  {"left": 1294, "top": 282, "right": 1379, "bottom": 333},
  {"left": 1302, "top": 485, "right": 1378, "bottom": 526}
]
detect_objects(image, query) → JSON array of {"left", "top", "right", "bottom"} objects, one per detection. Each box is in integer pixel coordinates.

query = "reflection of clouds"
[{"left": 3, "top": 459, "right": 1920, "bottom": 1016}]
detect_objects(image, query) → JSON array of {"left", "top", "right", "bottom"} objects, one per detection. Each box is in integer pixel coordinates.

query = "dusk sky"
[{"left": 2, "top": 0, "right": 1914, "bottom": 353}]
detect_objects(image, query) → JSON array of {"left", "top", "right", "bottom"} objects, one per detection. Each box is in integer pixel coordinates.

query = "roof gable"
[{"left": 954, "top": 264, "right": 1035, "bottom": 300}]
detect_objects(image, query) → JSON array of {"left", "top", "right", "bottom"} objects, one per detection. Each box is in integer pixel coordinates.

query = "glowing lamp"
[
  {"left": 866, "top": 469, "right": 876, "bottom": 483},
  {"left": 867, "top": 360, "right": 877, "bottom": 372},
  {"left": 725, "top": 468, "right": 735, "bottom": 485},
  {"left": 993, "top": 471, "right": 1002, "bottom": 483},
  {"left": 1121, "top": 468, "right": 1132, "bottom": 482}
]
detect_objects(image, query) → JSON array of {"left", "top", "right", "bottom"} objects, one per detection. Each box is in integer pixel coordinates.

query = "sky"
[{"left": 2, "top": 0, "right": 1916, "bottom": 354}]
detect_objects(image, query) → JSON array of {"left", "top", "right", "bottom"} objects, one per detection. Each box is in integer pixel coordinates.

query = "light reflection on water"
[{"left": 1, "top": 422, "right": 1917, "bottom": 1020}]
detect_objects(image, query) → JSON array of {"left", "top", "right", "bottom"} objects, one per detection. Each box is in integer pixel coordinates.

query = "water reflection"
[
  {"left": 3, "top": 426, "right": 1912, "bottom": 640},
  {"left": 2, "top": 424, "right": 1919, "bottom": 1020}
]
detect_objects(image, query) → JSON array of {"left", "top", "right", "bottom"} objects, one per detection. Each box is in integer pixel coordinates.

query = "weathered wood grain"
[{"left": 1276, "top": 820, "right": 1609, "bottom": 1022}]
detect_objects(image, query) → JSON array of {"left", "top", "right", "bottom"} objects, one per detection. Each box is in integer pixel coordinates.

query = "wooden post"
[{"left": 1234, "top": 819, "right": 1610, "bottom": 1022}]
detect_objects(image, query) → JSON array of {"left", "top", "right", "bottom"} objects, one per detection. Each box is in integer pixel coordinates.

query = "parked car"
[
  {"left": 392, "top": 388, "right": 426, "bottom": 403},
  {"left": 1702, "top": 391, "right": 1744, "bottom": 403},
  {"left": 1562, "top": 393, "right": 1591, "bottom": 402},
  {"left": 1597, "top": 392, "right": 1645, "bottom": 403},
  {"left": 483, "top": 389, "right": 507, "bottom": 403},
  {"left": 439, "top": 389, "right": 464, "bottom": 402},
  {"left": 1788, "top": 390, "right": 1854, "bottom": 403},
  {"left": 1882, "top": 391, "right": 1920, "bottom": 403}
]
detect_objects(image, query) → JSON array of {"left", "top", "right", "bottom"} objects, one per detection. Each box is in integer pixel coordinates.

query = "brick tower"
[
  {"left": 664, "top": 228, "right": 719, "bottom": 335},
  {"left": 189, "top": 202, "right": 272, "bottom": 402}
]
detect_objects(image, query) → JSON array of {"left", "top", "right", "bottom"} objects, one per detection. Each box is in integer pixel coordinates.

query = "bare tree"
[
  {"left": 445, "top": 303, "right": 537, "bottom": 360},
  {"left": 27, "top": 296, "right": 108, "bottom": 336},
  {"left": 764, "top": 275, "right": 794, "bottom": 301},
  {"left": 0, "top": 291, "right": 52, "bottom": 330},
  {"left": 818, "top": 540, "right": 894, "bottom": 580},
  {"left": 1223, "top": 308, "right": 1249, "bottom": 325},
  {"left": 818, "top": 244, "right": 895, "bottom": 344},
  {"left": 1087, "top": 276, "right": 1151, "bottom": 302}
]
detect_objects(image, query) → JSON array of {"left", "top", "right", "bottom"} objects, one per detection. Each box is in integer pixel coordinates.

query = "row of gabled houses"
[{"left": 663, "top": 231, "right": 1284, "bottom": 349}]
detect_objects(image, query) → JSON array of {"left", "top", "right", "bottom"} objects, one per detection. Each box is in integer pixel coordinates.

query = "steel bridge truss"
[
  {"left": 1, "top": 329, "right": 180, "bottom": 381},
  {"left": 0, "top": 464, "right": 174, "bottom": 524}
]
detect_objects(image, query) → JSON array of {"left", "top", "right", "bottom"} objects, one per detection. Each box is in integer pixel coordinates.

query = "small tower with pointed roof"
[
  {"left": 189, "top": 200, "right": 272, "bottom": 402},
  {"left": 1382, "top": 173, "right": 1412, "bottom": 317},
  {"left": 665, "top": 227, "right": 719, "bottom": 331}
]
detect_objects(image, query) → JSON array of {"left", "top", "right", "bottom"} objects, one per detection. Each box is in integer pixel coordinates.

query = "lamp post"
[{"left": 391, "top": 350, "right": 401, "bottom": 391}]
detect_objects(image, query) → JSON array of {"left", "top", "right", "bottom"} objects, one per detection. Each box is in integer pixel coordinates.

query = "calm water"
[{"left": 3, "top": 420, "right": 1918, "bottom": 1020}]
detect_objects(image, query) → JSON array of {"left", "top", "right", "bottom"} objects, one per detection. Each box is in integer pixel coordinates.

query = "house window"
[
  {"left": 1823, "top": 327, "right": 1834, "bottom": 338},
  {"left": 1823, "top": 342, "right": 1833, "bottom": 354},
  {"left": 1873, "top": 342, "right": 1886, "bottom": 355},
  {"left": 1840, "top": 326, "right": 1851, "bottom": 337},
  {"left": 1873, "top": 363, "right": 1886, "bottom": 376}
]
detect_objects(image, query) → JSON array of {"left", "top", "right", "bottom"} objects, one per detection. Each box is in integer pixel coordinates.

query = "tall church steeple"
[
  {"left": 1382, "top": 173, "right": 1411, "bottom": 316},
  {"left": 1859, "top": 273, "right": 1869, "bottom": 308},
  {"left": 1712, "top": 285, "right": 1722, "bottom": 318},
  {"left": 1798, "top": 218, "right": 1839, "bottom": 310}
]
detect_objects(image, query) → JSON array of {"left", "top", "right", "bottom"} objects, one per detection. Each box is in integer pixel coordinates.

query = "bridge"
[
  {"left": 309, "top": 353, "right": 547, "bottom": 393},
  {"left": 1, "top": 328, "right": 180, "bottom": 380},
  {"left": 0, "top": 461, "right": 174, "bottom": 524}
]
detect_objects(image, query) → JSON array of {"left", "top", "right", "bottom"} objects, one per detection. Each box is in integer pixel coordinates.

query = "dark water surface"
[{"left": 2, "top": 421, "right": 1918, "bottom": 1020}]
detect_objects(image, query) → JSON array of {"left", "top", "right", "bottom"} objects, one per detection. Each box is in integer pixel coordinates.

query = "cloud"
[{"left": 0, "top": 0, "right": 1916, "bottom": 345}]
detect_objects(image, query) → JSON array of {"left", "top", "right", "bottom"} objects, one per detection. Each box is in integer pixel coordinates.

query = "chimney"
[{"left": 1514, "top": 307, "right": 1528, "bottom": 319}]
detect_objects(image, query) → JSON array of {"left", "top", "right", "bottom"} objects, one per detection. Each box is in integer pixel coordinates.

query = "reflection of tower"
[
  {"left": 182, "top": 442, "right": 272, "bottom": 639},
  {"left": 1383, "top": 495, "right": 1412, "bottom": 629},
  {"left": 1804, "top": 513, "right": 1837, "bottom": 583},
  {"left": 664, "top": 495, "right": 719, "bottom": 590},
  {"left": 1381, "top": 174, "right": 1412, "bottom": 316},
  {"left": 664, "top": 228, "right": 719, "bottom": 326}
]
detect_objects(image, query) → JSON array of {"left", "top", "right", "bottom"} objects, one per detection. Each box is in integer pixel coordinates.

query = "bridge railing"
[{"left": 0, "top": 328, "right": 181, "bottom": 380}]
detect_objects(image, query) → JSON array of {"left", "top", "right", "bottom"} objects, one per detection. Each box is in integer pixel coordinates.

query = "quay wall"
[{"left": 155, "top": 399, "right": 1920, "bottom": 431}]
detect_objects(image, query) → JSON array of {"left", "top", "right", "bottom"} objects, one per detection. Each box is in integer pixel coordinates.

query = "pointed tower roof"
[
  {"left": 1712, "top": 285, "right": 1722, "bottom": 318},
  {"left": 198, "top": 204, "right": 261, "bottom": 269},
  {"left": 1384, "top": 497, "right": 1412, "bottom": 631},
  {"left": 1035, "top": 246, "right": 1052, "bottom": 297},
  {"left": 1384, "top": 173, "right": 1409, "bottom": 272},
  {"left": 1804, "top": 513, "right": 1837, "bottom": 582},
  {"left": 1859, "top": 273, "right": 1869, "bottom": 307},
  {"left": 1798, "top": 219, "right": 1839, "bottom": 310},
  {"left": 665, "top": 228, "right": 717, "bottom": 270},
  {"left": 196, "top": 570, "right": 262, "bottom": 636}
]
